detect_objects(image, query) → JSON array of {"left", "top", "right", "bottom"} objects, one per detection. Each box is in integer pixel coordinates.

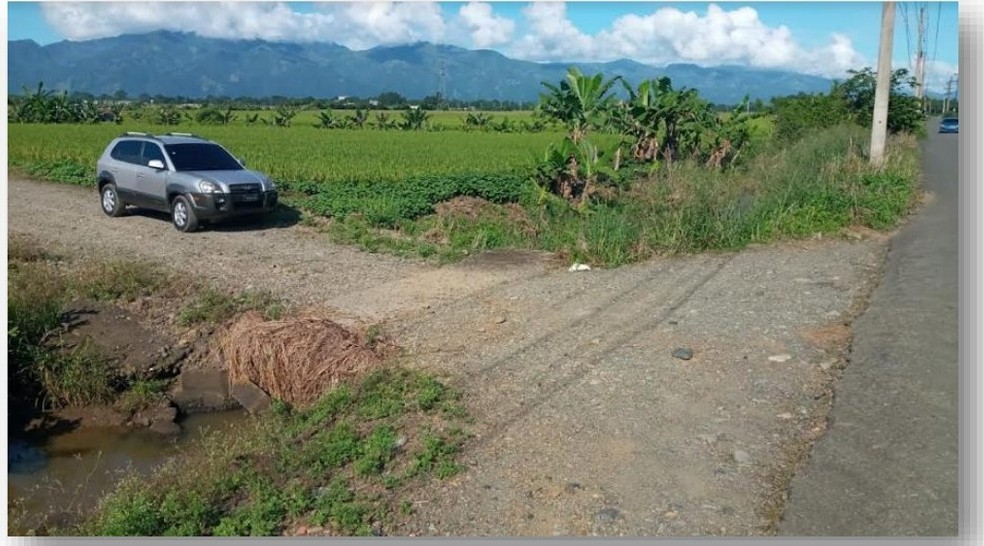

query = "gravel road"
[
  {"left": 7, "top": 176, "right": 891, "bottom": 536},
  {"left": 779, "top": 128, "right": 959, "bottom": 536}
]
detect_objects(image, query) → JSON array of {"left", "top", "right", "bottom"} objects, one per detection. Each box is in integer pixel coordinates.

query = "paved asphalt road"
[{"left": 779, "top": 129, "right": 959, "bottom": 535}]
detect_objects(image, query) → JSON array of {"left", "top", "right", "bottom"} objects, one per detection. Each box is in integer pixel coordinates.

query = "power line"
[{"left": 900, "top": 3, "right": 913, "bottom": 72}]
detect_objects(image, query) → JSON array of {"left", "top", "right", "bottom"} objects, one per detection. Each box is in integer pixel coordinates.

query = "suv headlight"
[
  {"left": 198, "top": 180, "right": 221, "bottom": 194},
  {"left": 267, "top": 179, "right": 277, "bottom": 190}
]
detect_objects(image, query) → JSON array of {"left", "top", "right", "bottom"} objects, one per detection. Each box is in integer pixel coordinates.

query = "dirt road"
[{"left": 7, "top": 176, "right": 889, "bottom": 536}]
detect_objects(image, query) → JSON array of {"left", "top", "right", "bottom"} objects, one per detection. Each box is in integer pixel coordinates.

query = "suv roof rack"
[
  {"left": 122, "top": 131, "right": 151, "bottom": 137},
  {"left": 163, "top": 132, "right": 207, "bottom": 139}
]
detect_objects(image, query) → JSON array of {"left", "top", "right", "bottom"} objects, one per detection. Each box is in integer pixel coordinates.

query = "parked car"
[
  {"left": 938, "top": 117, "right": 959, "bottom": 134},
  {"left": 96, "top": 132, "right": 278, "bottom": 232}
]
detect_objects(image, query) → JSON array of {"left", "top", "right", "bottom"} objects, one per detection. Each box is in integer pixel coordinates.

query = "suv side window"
[
  {"left": 140, "top": 142, "right": 166, "bottom": 167},
  {"left": 110, "top": 140, "right": 142, "bottom": 165}
]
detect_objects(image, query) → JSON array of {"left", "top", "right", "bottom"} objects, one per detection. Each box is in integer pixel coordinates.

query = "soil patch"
[
  {"left": 434, "top": 196, "right": 495, "bottom": 220},
  {"left": 48, "top": 299, "right": 187, "bottom": 379},
  {"left": 798, "top": 323, "right": 853, "bottom": 352}
]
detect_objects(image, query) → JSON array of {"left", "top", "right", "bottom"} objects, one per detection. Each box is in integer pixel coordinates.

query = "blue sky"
[{"left": 5, "top": 2, "right": 959, "bottom": 89}]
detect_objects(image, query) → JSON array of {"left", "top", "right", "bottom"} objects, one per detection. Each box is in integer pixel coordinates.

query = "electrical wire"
[{"left": 900, "top": 3, "right": 913, "bottom": 73}]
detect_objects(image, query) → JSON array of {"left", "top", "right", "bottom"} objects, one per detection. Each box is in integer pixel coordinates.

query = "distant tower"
[{"left": 438, "top": 59, "right": 447, "bottom": 107}]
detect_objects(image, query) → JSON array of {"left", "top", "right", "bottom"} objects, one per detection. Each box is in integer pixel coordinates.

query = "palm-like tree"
[
  {"left": 401, "top": 107, "right": 429, "bottom": 131},
  {"left": 349, "top": 108, "right": 368, "bottom": 129},
  {"left": 613, "top": 77, "right": 717, "bottom": 164},
  {"left": 538, "top": 67, "right": 621, "bottom": 143}
]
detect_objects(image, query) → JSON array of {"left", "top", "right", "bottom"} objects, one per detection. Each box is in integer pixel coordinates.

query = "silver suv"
[{"left": 96, "top": 132, "right": 278, "bottom": 232}]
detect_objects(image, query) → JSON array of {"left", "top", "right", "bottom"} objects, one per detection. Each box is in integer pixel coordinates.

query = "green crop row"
[
  {"left": 289, "top": 172, "right": 535, "bottom": 227},
  {"left": 8, "top": 123, "right": 604, "bottom": 186}
]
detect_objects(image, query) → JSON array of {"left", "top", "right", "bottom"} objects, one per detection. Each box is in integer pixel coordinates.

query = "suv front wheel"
[
  {"left": 171, "top": 195, "right": 200, "bottom": 232},
  {"left": 100, "top": 183, "right": 126, "bottom": 217}
]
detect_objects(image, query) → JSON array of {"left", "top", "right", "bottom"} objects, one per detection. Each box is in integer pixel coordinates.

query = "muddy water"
[{"left": 7, "top": 410, "right": 249, "bottom": 534}]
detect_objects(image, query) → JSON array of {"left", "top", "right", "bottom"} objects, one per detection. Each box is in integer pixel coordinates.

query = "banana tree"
[
  {"left": 401, "top": 107, "right": 429, "bottom": 130},
  {"left": 704, "top": 97, "right": 753, "bottom": 168},
  {"left": 348, "top": 108, "right": 368, "bottom": 129},
  {"left": 73, "top": 100, "right": 101, "bottom": 124},
  {"left": 109, "top": 103, "right": 126, "bottom": 124},
  {"left": 156, "top": 106, "right": 182, "bottom": 126},
  {"left": 272, "top": 105, "right": 296, "bottom": 127},
  {"left": 373, "top": 112, "right": 395, "bottom": 130},
  {"left": 315, "top": 109, "right": 338, "bottom": 129},
  {"left": 612, "top": 77, "right": 717, "bottom": 164},
  {"left": 537, "top": 137, "right": 620, "bottom": 206},
  {"left": 14, "top": 82, "right": 55, "bottom": 122},
  {"left": 462, "top": 112, "right": 492, "bottom": 131},
  {"left": 538, "top": 68, "right": 620, "bottom": 143},
  {"left": 220, "top": 106, "right": 237, "bottom": 124}
]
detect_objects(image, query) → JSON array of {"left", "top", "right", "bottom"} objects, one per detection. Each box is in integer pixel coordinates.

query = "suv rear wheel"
[
  {"left": 100, "top": 183, "right": 126, "bottom": 217},
  {"left": 171, "top": 195, "right": 199, "bottom": 232}
]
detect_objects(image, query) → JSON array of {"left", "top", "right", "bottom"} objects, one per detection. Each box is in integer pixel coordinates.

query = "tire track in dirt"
[
  {"left": 5, "top": 177, "right": 549, "bottom": 324},
  {"left": 469, "top": 257, "right": 731, "bottom": 442},
  {"left": 390, "top": 241, "right": 887, "bottom": 537}
]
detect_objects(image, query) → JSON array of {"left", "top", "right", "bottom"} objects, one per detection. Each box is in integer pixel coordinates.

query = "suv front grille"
[
  {"left": 227, "top": 183, "right": 265, "bottom": 210},
  {"left": 230, "top": 184, "right": 262, "bottom": 193}
]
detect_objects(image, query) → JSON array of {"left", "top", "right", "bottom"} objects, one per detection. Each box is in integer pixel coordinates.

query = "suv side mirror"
[
  {"left": 238, "top": 157, "right": 247, "bottom": 167},
  {"left": 148, "top": 159, "right": 165, "bottom": 170}
]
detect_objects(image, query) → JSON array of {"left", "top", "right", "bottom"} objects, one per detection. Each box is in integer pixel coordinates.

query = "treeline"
[
  {"left": 771, "top": 67, "right": 933, "bottom": 141},
  {"left": 6, "top": 87, "right": 539, "bottom": 112},
  {"left": 10, "top": 84, "right": 778, "bottom": 114}
]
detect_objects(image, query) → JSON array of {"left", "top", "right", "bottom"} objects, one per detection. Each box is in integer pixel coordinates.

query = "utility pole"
[
  {"left": 870, "top": 1, "right": 896, "bottom": 167},
  {"left": 914, "top": 4, "right": 927, "bottom": 101},
  {"left": 943, "top": 73, "right": 957, "bottom": 115}
]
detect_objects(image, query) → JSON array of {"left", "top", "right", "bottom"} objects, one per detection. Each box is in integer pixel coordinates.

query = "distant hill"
[{"left": 8, "top": 31, "right": 837, "bottom": 104}]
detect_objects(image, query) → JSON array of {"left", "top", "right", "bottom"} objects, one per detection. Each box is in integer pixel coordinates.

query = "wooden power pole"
[
  {"left": 943, "top": 73, "right": 957, "bottom": 115},
  {"left": 915, "top": 5, "right": 927, "bottom": 100},
  {"left": 871, "top": 1, "right": 896, "bottom": 167}
]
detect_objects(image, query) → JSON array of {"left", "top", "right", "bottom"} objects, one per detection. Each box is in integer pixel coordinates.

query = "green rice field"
[{"left": 7, "top": 121, "right": 612, "bottom": 185}]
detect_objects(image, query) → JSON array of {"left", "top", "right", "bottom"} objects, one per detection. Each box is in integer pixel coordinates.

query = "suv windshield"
[{"left": 165, "top": 143, "right": 243, "bottom": 171}]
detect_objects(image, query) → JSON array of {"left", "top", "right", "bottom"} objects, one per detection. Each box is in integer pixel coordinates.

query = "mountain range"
[{"left": 8, "top": 30, "right": 842, "bottom": 104}]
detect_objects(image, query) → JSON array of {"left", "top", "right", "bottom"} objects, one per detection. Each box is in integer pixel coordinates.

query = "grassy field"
[{"left": 7, "top": 122, "right": 602, "bottom": 185}]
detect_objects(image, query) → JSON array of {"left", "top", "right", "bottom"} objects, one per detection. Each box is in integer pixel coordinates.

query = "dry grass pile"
[{"left": 217, "top": 311, "right": 384, "bottom": 406}]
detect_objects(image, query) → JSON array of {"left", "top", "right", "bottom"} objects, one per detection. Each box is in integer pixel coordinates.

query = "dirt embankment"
[{"left": 8, "top": 176, "right": 891, "bottom": 536}]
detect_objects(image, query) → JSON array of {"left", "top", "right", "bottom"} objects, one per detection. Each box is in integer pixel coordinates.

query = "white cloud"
[
  {"left": 509, "top": 2, "right": 870, "bottom": 79},
  {"left": 798, "top": 34, "right": 869, "bottom": 79},
  {"left": 922, "top": 60, "right": 958, "bottom": 93},
  {"left": 315, "top": 2, "right": 446, "bottom": 49},
  {"left": 40, "top": 1, "right": 888, "bottom": 79},
  {"left": 458, "top": 2, "right": 514, "bottom": 48},
  {"left": 511, "top": 3, "right": 594, "bottom": 61},
  {"left": 41, "top": 1, "right": 448, "bottom": 49}
]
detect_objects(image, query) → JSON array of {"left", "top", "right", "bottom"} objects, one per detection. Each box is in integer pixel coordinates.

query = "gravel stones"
[{"left": 672, "top": 348, "right": 694, "bottom": 360}]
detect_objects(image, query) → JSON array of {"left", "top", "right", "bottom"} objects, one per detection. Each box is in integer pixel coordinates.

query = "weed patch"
[
  {"left": 177, "top": 288, "right": 284, "bottom": 326},
  {"left": 311, "top": 125, "right": 919, "bottom": 266},
  {"left": 74, "top": 368, "right": 469, "bottom": 537}
]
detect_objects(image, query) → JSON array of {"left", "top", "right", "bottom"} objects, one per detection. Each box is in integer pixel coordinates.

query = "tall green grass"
[
  {"left": 6, "top": 240, "right": 171, "bottom": 411},
  {"left": 327, "top": 125, "right": 919, "bottom": 265}
]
